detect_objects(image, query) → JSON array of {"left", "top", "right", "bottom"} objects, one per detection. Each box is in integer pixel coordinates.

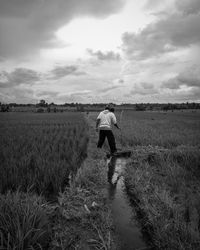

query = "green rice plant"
[
  {"left": 125, "top": 148, "right": 200, "bottom": 249},
  {"left": 73, "top": 159, "right": 107, "bottom": 190},
  {"left": 117, "top": 110, "right": 200, "bottom": 148},
  {"left": 0, "top": 112, "right": 89, "bottom": 197},
  {"left": 0, "top": 191, "right": 50, "bottom": 250},
  {"left": 163, "top": 146, "right": 200, "bottom": 177}
]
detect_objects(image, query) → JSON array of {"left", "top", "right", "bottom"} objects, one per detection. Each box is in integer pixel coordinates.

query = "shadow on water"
[{"left": 107, "top": 157, "right": 152, "bottom": 250}]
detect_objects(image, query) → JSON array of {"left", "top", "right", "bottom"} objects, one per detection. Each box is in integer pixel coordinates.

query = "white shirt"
[{"left": 97, "top": 110, "right": 117, "bottom": 130}]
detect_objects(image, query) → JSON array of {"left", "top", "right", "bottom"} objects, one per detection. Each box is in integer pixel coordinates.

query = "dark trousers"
[{"left": 97, "top": 130, "right": 117, "bottom": 153}]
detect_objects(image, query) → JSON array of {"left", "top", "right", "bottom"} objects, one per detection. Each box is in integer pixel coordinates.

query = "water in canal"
[{"left": 107, "top": 157, "right": 151, "bottom": 250}]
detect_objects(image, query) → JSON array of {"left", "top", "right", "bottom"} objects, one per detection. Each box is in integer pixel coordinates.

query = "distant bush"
[
  {"left": 0, "top": 191, "right": 50, "bottom": 250},
  {"left": 135, "top": 104, "right": 146, "bottom": 111},
  {"left": 36, "top": 108, "right": 44, "bottom": 113},
  {"left": 0, "top": 104, "right": 9, "bottom": 112}
]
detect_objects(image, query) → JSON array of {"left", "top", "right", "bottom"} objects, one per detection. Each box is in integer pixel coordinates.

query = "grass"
[
  {"left": 125, "top": 149, "right": 200, "bottom": 249},
  {"left": 0, "top": 191, "right": 50, "bottom": 250},
  {"left": 51, "top": 174, "right": 113, "bottom": 249},
  {"left": 118, "top": 110, "right": 200, "bottom": 148},
  {"left": 0, "top": 112, "right": 89, "bottom": 249},
  {"left": 3, "top": 109, "right": 199, "bottom": 249},
  {"left": 0, "top": 112, "right": 88, "bottom": 197},
  {"left": 120, "top": 110, "right": 200, "bottom": 249},
  {"left": 0, "top": 112, "right": 116, "bottom": 250}
]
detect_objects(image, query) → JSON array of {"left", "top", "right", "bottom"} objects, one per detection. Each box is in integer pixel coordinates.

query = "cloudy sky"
[{"left": 0, "top": 0, "right": 200, "bottom": 104}]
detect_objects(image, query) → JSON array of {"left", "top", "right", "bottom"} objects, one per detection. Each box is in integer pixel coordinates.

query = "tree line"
[{"left": 0, "top": 100, "right": 200, "bottom": 112}]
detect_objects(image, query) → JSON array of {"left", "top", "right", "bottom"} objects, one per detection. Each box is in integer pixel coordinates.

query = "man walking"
[{"left": 96, "top": 106, "right": 120, "bottom": 155}]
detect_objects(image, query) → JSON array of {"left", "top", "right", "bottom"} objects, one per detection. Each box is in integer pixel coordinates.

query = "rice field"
[
  {"left": 1, "top": 109, "right": 200, "bottom": 249},
  {"left": 0, "top": 112, "right": 88, "bottom": 197},
  {"left": 119, "top": 110, "right": 200, "bottom": 249},
  {"left": 119, "top": 110, "right": 200, "bottom": 148},
  {"left": 0, "top": 112, "right": 89, "bottom": 249}
]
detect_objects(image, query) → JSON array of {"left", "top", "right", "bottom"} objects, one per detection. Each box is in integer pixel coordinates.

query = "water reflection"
[
  {"left": 107, "top": 157, "right": 117, "bottom": 183},
  {"left": 107, "top": 157, "right": 149, "bottom": 250}
]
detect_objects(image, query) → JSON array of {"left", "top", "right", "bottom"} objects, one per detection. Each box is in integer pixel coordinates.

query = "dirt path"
[{"left": 50, "top": 113, "right": 117, "bottom": 249}]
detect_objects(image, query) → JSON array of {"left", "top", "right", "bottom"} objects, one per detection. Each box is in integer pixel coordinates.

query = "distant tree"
[
  {"left": 149, "top": 105, "right": 153, "bottom": 110},
  {"left": 36, "top": 108, "right": 44, "bottom": 113},
  {"left": 9, "top": 103, "right": 17, "bottom": 107},
  {"left": 191, "top": 102, "right": 197, "bottom": 109},
  {"left": 38, "top": 100, "right": 48, "bottom": 107},
  {"left": 49, "top": 102, "right": 55, "bottom": 106},
  {"left": 135, "top": 104, "right": 145, "bottom": 111},
  {"left": 163, "top": 104, "right": 170, "bottom": 111},
  {"left": 1, "top": 104, "right": 9, "bottom": 112},
  {"left": 77, "top": 105, "right": 84, "bottom": 112},
  {"left": 64, "top": 102, "right": 76, "bottom": 107}
]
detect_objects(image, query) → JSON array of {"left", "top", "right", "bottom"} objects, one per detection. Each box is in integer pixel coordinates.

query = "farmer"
[{"left": 96, "top": 106, "right": 120, "bottom": 155}]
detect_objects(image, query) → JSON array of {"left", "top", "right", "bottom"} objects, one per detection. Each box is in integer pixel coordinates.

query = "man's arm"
[
  {"left": 114, "top": 123, "right": 120, "bottom": 129},
  {"left": 111, "top": 113, "right": 120, "bottom": 129}
]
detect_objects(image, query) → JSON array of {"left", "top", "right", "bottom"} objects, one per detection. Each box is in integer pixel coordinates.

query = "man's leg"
[
  {"left": 97, "top": 130, "right": 106, "bottom": 148},
  {"left": 107, "top": 130, "right": 117, "bottom": 154}
]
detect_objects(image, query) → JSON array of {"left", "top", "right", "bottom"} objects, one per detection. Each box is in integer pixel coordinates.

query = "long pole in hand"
[{"left": 119, "top": 110, "right": 124, "bottom": 148}]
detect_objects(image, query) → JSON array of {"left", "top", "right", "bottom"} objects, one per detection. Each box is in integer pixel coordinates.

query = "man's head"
[
  {"left": 110, "top": 107, "right": 115, "bottom": 113},
  {"left": 105, "top": 105, "right": 110, "bottom": 110}
]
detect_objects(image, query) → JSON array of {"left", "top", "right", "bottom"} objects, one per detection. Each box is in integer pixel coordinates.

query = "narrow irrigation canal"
[{"left": 107, "top": 157, "right": 150, "bottom": 250}]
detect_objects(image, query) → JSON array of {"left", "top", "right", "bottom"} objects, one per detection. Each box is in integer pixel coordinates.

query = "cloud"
[
  {"left": 122, "top": 0, "right": 200, "bottom": 60},
  {"left": 50, "top": 65, "right": 86, "bottom": 79},
  {"left": 98, "top": 85, "right": 121, "bottom": 93},
  {"left": 129, "top": 82, "right": 158, "bottom": 96},
  {"left": 143, "top": 0, "right": 163, "bottom": 10},
  {"left": 0, "top": 0, "right": 125, "bottom": 58},
  {"left": 140, "top": 82, "right": 154, "bottom": 89},
  {"left": 118, "top": 79, "right": 124, "bottom": 84},
  {"left": 97, "top": 78, "right": 124, "bottom": 93},
  {"left": 159, "top": 87, "right": 200, "bottom": 103},
  {"left": 0, "top": 87, "right": 36, "bottom": 103},
  {"left": 87, "top": 49, "right": 121, "bottom": 61},
  {"left": 36, "top": 90, "right": 60, "bottom": 98},
  {"left": 175, "top": 0, "right": 200, "bottom": 15},
  {"left": 162, "top": 67, "right": 200, "bottom": 89},
  {"left": 162, "top": 78, "right": 180, "bottom": 90},
  {"left": 69, "top": 90, "right": 92, "bottom": 96},
  {"left": 58, "top": 90, "right": 92, "bottom": 103},
  {"left": 0, "top": 68, "right": 40, "bottom": 88}
]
